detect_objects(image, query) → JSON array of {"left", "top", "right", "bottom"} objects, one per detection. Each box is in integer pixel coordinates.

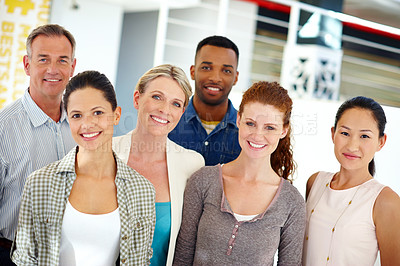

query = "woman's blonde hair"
[{"left": 135, "top": 64, "right": 192, "bottom": 107}]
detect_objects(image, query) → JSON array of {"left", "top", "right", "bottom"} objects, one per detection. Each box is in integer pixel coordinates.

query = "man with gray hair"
[{"left": 0, "top": 24, "right": 76, "bottom": 265}]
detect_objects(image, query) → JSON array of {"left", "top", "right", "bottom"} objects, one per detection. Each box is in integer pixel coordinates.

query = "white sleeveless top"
[
  {"left": 303, "top": 171, "right": 385, "bottom": 266},
  {"left": 59, "top": 201, "right": 121, "bottom": 266}
]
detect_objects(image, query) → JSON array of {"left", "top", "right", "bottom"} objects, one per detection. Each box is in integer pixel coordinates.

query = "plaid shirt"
[{"left": 11, "top": 147, "right": 155, "bottom": 265}]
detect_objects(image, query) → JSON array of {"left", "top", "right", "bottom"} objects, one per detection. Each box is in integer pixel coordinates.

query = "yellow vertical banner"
[{"left": 0, "top": 0, "right": 51, "bottom": 109}]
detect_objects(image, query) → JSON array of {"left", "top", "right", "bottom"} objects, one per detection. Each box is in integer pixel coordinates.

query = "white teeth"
[
  {"left": 152, "top": 116, "right": 168, "bottom": 124},
  {"left": 207, "top": 87, "right": 220, "bottom": 91},
  {"left": 249, "top": 141, "right": 265, "bottom": 148},
  {"left": 82, "top": 132, "right": 99, "bottom": 138},
  {"left": 45, "top": 79, "right": 60, "bottom": 82}
]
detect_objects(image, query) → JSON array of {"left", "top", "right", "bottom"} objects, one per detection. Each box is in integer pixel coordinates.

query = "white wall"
[{"left": 50, "top": 0, "right": 124, "bottom": 85}]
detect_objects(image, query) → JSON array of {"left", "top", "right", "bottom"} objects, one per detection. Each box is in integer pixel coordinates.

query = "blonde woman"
[{"left": 113, "top": 64, "right": 204, "bottom": 266}]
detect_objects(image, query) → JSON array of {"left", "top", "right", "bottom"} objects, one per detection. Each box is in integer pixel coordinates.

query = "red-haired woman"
[{"left": 173, "top": 81, "right": 306, "bottom": 265}]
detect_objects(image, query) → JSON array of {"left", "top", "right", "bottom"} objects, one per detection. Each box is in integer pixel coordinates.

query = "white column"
[
  {"left": 216, "top": 0, "right": 230, "bottom": 35},
  {"left": 287, "top": 2, "right": 300, "bottom": 46},
  {"left": 154, "top": 1, "right": 170, "bottom": 66}
]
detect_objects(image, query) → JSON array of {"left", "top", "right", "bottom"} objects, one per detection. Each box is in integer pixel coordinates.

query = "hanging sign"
[{"left": 0, "top": 0, "right": 50, "bottom": 109}]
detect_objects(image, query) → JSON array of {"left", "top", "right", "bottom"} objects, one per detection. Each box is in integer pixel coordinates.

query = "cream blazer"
[{"left": 112, "top": 131, "right": 205, "bottom": 266}]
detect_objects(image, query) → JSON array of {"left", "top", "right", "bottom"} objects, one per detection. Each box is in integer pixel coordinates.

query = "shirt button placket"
[{"left": 226, "top": 222, "right": 240, "bottom": 255}]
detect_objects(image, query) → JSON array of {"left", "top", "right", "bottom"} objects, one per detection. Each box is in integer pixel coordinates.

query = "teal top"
[{"left": 150, "top": 202, "right": 171, "bottom": 266}]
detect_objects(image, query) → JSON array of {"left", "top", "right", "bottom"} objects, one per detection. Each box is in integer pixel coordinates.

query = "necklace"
[{"left": 306, "top": 176, "right": 362, "bottom": 264}]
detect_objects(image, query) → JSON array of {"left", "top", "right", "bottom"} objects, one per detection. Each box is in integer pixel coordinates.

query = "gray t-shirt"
[{"left": 173, "top": 165, "right": 306, "bottom": 266}]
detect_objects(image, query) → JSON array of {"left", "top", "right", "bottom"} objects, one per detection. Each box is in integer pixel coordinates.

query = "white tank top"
[
  {"left": 303, "top": 171, "right": 385, "bottom": 266},
  {"left": 233, "top": 212, "right": 258, "bottom": 222},
  {"left": 59, "top": 200, "right": 121, "bottom": 266}
]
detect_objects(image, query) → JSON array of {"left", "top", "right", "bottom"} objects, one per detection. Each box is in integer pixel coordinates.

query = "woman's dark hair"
[
  {"left": 239, "top": 81, "right": 295, "bottom": 181},
  {"left": 64, "top": 70, "right": 117, "bottom": 112},
  {"left": 334, "top": 96, "right": 386, "bottom": 176}
]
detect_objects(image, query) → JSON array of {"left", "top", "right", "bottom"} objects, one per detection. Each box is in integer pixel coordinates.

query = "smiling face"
[
  {"left": 237, "top": 102, "right": 288, "bottom": 160},
  {"left": 191, "top": 45, "right": 238, "bottom": 106},
  {"left": 67, "top": 87, "right": 121, "bottom": 152},
  {"left": 134, "top": 76, "right": 186, "bottom": 137},
  {"left": 24, "top": 35, "right": 76, "bottom": 103},
  {"left": 332, "top": 108, "right": 386, "bottom": 172}
]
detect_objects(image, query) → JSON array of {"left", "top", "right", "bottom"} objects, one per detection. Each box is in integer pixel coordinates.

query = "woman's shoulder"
[
  {"left": 374, "top": 186, "right": 400, "bottom": 214},
  {"left": 188, "top": 165, "right": 221, "bottom": 186},
  {"left": 183, "top": 165, "right": 222, "bottom": 199},
  {"left": 27, "top": 148, "right": 77, "bottom": 185},
  {"left": 281, "top": 179, "right": 305, "bottom": 205},
  {"left": 23, "top": 160, "right": 72, "bottom": 204},
  {"left": 112, "top": 131, "right": 132, "bottom": 157},
  {"left": 308, "top": 171, "right": 333, "bottom": 185},
  {"left": 26, "top": 162, "right": 60, "bottom": 188},
  {"left": 192, "top": 164, "right": 220, "bottom": 176},
  {"left": 373, "top": 186, "right": 400, "bottom": 251},
  {"left": 167, "top": 138, "right": 205, "bottom": 164},
  {"left": 112, "top": 131, "right": 132, "bottom": 142},
  {"left": 306, "top": 171, "right": 335, "bottom": 198}
]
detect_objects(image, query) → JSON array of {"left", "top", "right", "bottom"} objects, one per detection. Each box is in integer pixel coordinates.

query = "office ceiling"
[
  {"left": 98, "top": 0, "right": 200, "bottom": 12},
  {"left": 93, "top": 0, "right": 400, "bottom": 29}
]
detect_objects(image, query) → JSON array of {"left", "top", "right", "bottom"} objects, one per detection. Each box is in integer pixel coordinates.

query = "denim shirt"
[{"left": 168, "top": 98, "right": 241, "bottom": 166}]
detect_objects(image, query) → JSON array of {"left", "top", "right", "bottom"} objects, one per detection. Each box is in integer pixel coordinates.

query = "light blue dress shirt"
[{"left": 0, "top": 89, "right": 75, "bottom": 240}]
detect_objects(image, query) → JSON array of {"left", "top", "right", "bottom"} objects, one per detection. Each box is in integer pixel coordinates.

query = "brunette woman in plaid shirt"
[{"left": 11, "top": 71, "right": 155, "bottom": 265}]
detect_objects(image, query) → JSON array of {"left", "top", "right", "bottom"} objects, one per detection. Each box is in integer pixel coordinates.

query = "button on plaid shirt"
[{"left": 11, "top": 147, "right": 155, "bottom": 265}]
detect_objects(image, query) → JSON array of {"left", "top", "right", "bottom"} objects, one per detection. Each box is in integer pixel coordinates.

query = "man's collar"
[
  {"left": 183, "top": 97, "right": 237, "bottom": 126},
  {"left": 223, "top": 99, "right": 238, "bottom": 126},
  {"left": 182, "top": 97, "right": 198, "bottom": 122},
  {"left": 22, "top": 88, "right": 68, "bottom": 127},
  {"left": 60, "top": 102, "right": 68, "bottom": 122}
]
